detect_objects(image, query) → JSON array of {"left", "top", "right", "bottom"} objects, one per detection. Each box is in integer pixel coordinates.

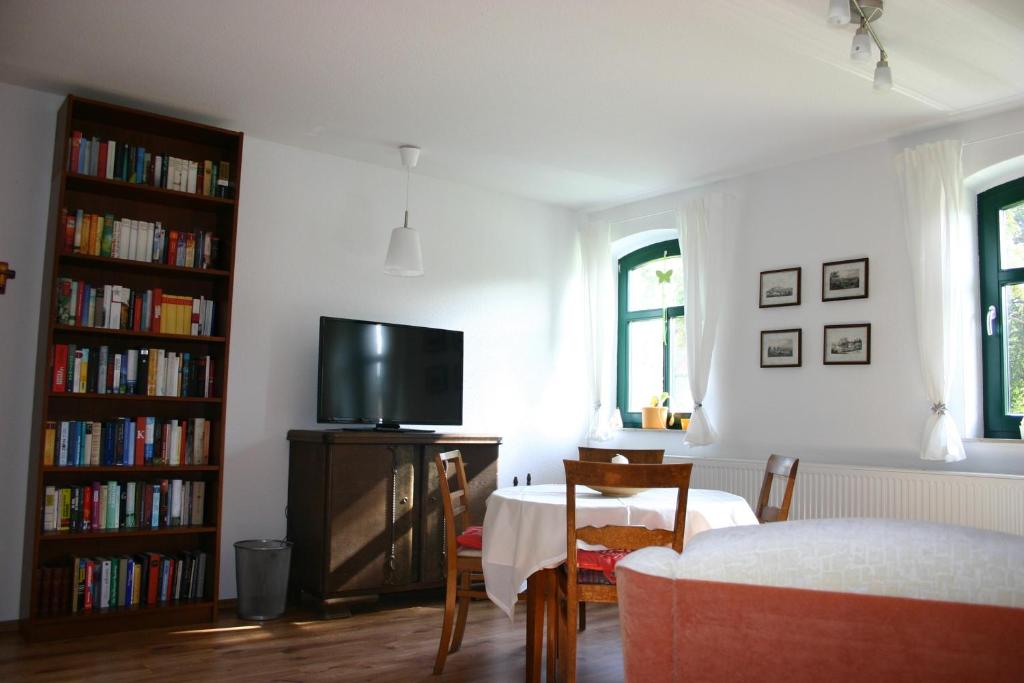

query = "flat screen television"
[{"left": 317, "top": 316, "right": 464, "bottom": 430}]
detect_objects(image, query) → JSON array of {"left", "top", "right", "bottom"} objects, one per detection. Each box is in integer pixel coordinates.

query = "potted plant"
[{"left": 642, "top": 392, "right": 670, "bottom": 429}]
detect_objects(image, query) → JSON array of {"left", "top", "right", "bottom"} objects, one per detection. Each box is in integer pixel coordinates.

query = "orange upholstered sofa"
[{"left": 615, "top": 518, "right": 1024, "bottom": 682}]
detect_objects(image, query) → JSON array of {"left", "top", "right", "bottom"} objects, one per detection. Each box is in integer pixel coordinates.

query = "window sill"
[{"left": 618, "top": 427, "right": 687, "bottom": 433}]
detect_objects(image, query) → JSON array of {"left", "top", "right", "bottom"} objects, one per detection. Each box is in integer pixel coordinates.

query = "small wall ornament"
[{"left": 0, "top": 261, "right": 15, "bottom": 294}]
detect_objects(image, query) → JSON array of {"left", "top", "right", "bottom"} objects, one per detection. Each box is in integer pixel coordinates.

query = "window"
[
  {"left": 979, "top": 176, "right": 1024, "bottom": 438},
  {"left": 616, "top": 240, "right": 693, "bottom": 427}
]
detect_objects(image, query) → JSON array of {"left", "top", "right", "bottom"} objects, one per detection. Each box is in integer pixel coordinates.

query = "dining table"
[{"left": 481, "top": 483, "right": 760, "bottom": 682}]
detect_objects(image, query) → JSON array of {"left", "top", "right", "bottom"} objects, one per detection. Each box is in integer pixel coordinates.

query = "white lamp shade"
[
  {"left": 827, "top": 0, "right": 851, "bottom": 25},
  {"left": 873, "top": 60, "right": 893, "bottom": 90},
  {"left": 850, "top": 27, "right": 873, "bottom": 61},
  {"left": 384, "top": 226, "right": 423, "bottom": 277}
]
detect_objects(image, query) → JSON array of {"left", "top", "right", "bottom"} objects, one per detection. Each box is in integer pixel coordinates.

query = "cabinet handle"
[
  {"left": 400, "top": 496, "right": 409, "bottom": 506},
  {"left": 987, "top": 305, "right": 998, "bottom": 336}
]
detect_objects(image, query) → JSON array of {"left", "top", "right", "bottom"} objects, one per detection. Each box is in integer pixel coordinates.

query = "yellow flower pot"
[{"left": 641, "top": 406, "right": 668, "bottom": 429}]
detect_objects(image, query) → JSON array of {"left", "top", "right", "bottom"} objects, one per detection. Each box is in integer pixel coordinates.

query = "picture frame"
[
  {"left": 822, "top": 257, "right": 869, "bottom": 301},
  {"left": 823, "top": 323, "right": 871, "bottom": 365},
  {"left": 760, "top": 328, "right": 802, "bottom": 368},
  {"left": 759, "top": 267, "right": 801, "bottom": 308}
]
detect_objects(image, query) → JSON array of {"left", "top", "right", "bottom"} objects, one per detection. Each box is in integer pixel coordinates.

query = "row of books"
[
  {"left": 61, "top": 207, "right": 222, "bottom": 270},
  {"left": 42, "top": 417, "right": 212, "bottom": 467},
  {"left": 56, "top": 278, "right": 216, "bottom": 336},
  {"left": 52, "top": 344, "right": 215, "bottom": 398},
  {"left": 36, "top": 551, "right": 209, "bottom": 616},
  {"left": 68, "top": 130, "right": 232, "bottom": 198},
  {"left": 43, "top": 479, "right": 206, "bottom": 532}
]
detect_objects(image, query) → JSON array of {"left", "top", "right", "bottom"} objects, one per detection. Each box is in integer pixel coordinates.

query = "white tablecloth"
[{"left": 481, "top": 484, "right": 759, "bottom": 618}]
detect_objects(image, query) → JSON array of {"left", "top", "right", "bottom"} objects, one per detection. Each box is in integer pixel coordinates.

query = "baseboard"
[{"left": 0, "top": 600, "right": 239, "bottom": 635}]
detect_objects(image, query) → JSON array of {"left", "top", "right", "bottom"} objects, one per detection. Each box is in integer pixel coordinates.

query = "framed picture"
[
  {"left": 761, "top": 328, "right": 802, "bottom": 368},
  {"left": 823, "top": 324, "right": 871, "bottom": 365},
  {"left": 822, "top": 257, "right": 869, "bottom": 301},
  {"left": 759, "top": 267, "right": 801, "bottom": 308}
]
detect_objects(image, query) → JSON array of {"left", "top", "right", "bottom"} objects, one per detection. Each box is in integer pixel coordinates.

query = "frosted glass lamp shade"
[
  {"left": 873, "top": 59, "right": 893, "bottom": 90},
  {"left": 384, "top": 226, "right": 423, "bottom": 277},
  {"left": 827, "top": 0, "right": 851, "bottom": 25},
  {"left": 850, "top": 27, "right": 873, "bottom": 61}
]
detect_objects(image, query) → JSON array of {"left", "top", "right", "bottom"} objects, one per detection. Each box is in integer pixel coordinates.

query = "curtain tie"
[
  {"left": 931, "top": 402, "right": 948, "bottom": 415},
  {"left": 694, "top": 402, "right": 703, "bottom": 409}
]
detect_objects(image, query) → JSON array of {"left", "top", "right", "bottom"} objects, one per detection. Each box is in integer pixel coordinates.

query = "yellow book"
[
  {"left": 164, "top": 298, "right": 177, "bottom": 335},
  {"left": 82, "top": 214, "right": 94, "bottom": 256},
  {"left": 43, "top": 421, "right": 56, "bottom": 466},
  {"left": 93, "top": 214, "right": 104, "bottom": 255}
]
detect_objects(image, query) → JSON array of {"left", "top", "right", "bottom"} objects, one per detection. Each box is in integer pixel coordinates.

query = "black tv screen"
[{"left": 317, "top": 317, "right": 464, "bottom": 426}]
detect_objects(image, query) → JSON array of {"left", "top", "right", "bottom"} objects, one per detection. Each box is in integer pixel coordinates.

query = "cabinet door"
[
  {"left": 419, "top": 444, "right": 499, "bottom": 584},
  {"left": 327, "top": 444, "right": 417, "bottom": 593}
]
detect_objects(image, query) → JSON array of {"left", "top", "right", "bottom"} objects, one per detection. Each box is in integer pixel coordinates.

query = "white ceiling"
[{"left": 2, "top": 0, "right": 1023, "bottom": 210}]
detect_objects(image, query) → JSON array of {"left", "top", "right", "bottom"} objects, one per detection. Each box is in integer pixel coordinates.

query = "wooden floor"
[{"left": 0, "top": 594, "right": 625, "bottom": 682}]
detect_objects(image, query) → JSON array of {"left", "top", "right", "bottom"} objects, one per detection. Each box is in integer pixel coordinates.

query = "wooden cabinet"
[{"left": 285, "top": 430, "right": 499, "bottom": 616}]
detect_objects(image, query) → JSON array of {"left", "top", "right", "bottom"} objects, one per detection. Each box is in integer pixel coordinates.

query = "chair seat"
[
  {"left": 456, "top": 525, "right": 483, "bottom": 550},
  {"left": 577, "top": 548, "right": 632, "bottom": 584}
]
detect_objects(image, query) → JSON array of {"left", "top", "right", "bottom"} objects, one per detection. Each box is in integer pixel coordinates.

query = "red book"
[
  {"left": 146, "top": 553, "right": 161, "bottom": 605},
  {"left": 167, "top": 231, "right": 178, "bottom": 266},
  {"left": 135, "top": 417, "right": 146, "bottom": 466},
  {"left": 83, "top": 560, "right": 94, "bottom": 612},
  {"left": 133, "top": 296, "right": 143, "bottom": 332},
  {"left": 159, "top": 480, "right": 169, "bottom": 527},
  {"left": 97, "top": 142, "right": 108, "bottom": 180},
  {"left": 52, "top": 344, "right": 68, "bottom": 392},
  {"left": 64, "top": 214, "right": 76, "bottom": 253},
  {"left": 82, "top": 492, "right": 91, "bottom": 531},
  {"left": 69, "top": 131, "right": 82, "bottom": 173},
  {"left": 74, "top": 281, "right": 86, "bottom": 327}
]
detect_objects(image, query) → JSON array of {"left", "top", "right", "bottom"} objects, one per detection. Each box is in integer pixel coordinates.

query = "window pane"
[
  {"left": 669, "top": 317, "right": 694, "bottom": 412},
  {"left": 628, "top": 255, "right": 683, "bottom": 311},
  {"left": 1002, "top": 283, "right": 1024, "bottom": 415},
  {"left": 999, "top": 201, "right": 1024, "bottom": 270},
  {"left": 628, "top": 319, "right": 664, "bottom": 412}
]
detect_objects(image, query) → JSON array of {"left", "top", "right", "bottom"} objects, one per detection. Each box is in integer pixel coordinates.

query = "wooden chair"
[
  {"left": 557, "top": 460, "right": 693, "bottom": 682},
  {"left": 432, "top": 449, "right": 488, "bottom": 675},
  {"left": 577, "top": 446, "right": 665, "bottom": 464},
  {"left": 575, "top": 446, "right": 665, "bottom": 631},
  {"left": 755, "top": 454, "right": 800, "bottom": 523}
]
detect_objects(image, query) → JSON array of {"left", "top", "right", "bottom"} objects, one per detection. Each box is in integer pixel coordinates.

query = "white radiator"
[{"left": 669, "top": 456, "right": 1024, "bottom": 536}]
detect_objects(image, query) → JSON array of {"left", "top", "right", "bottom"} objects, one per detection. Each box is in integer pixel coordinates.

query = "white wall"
[
  {"left": 0, "top": 82, "right": 588, "bottom": 616},
  {"left": 590, "top": 105, "right": 1024, "bottom": 477},
  {"left": 0, "top": 83, "right": 63, "bottom": 622},
  {"left": 222, "top": 138, "right": 587, "bottom": 597}
]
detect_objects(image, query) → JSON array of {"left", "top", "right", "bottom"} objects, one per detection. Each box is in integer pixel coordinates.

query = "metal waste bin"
[{"left": 234, "top": 539, "right": 293, "bottom": 620}]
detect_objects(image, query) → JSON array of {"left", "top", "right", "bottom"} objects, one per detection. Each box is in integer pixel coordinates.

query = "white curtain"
[
  {"left": 894, "top": 140, "right": 967, "bottom": 462},
  {"left": 580, "top": 221, "right": 617, "bottom": 441},
  {"left": 679, "top": 193, "right": 730, "bottom": 446}
]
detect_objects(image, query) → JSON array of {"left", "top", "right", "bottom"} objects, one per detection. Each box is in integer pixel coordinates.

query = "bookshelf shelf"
[
  {"left": 59, "top": 253, "right": 231, "bottom": 279},
  {"left": 52, "top": 324, "right": 226, "bottom": 344},
  {"left": 23, "top": 95, "right": 241, "bottom": 640},
  {"left": 40, "top": 526, "right": 217, "bottom": 542},
  {"left": 47, "top": 391, "right": 222, "bottom": 403},
  {"left": 43, "top": 465, "right": 220, "bottom": 474},
  {"left": 66, "top": 172, "right": 236, "bottom": 209}
]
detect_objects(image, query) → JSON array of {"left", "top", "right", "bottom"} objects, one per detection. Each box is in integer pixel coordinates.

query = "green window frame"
[
  {"left": 616, "top": 239, "right": 685, "bottom": 428},
  {"left": 979, "top": 175, "right": 1024, "bottom": 438}
]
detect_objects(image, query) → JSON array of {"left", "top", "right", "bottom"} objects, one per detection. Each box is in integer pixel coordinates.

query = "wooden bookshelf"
[{"left": 21, "top": 95, "right": 242, "bottom": 640}]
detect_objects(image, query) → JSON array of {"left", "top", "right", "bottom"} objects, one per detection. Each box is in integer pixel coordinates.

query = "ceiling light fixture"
[
  {"left": 384, "top": 145, "right": 424, "bottom": 277},
  {"left": 826, "top": 0, "right": 893, "bottom": 91}
]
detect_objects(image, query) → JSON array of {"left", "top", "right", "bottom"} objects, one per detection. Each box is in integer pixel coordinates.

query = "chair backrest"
[
  {"left": 755, "top": 454, "right": 799, "bottom": 523},
  {"left": 563, "top": 460, "right": 693, "bottom": 580},
  {"left": 434, "top": 450, "right": 472, "bottom": 558},
  {"left": 577, "top": 447, "right": 665, "bottom": 465}
]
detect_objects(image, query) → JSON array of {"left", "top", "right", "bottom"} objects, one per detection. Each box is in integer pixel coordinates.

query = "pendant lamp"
[{"left": 384, "top": 145, "right": 424, "bottom": 277}]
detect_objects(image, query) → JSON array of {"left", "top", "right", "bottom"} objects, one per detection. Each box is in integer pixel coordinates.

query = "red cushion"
[
  {"left": 577, "top": 548, "right": 632, "bottom": 584},
  {"left": 456, "top": 525, "right": 483, "bottom": 550}
]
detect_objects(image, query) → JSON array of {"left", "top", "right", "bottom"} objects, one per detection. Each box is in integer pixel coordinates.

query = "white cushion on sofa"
[{"left": 616, "top": 518, "right": 1024, "bottom": 608}]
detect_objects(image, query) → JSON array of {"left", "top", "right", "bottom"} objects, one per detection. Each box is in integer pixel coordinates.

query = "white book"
[
  {"left": 101, "top": 285, "right": 113, "bottom": 328},
  {"left": 100, "top": 559, "right": 111, "bottom": 609},
  {"left": 44, "top": 486, "right": 56, "bottom": 530},
  {"left": 106, "top": 140, "right": 116, "bottom": 179},
  {"left": 82, "top": 426, "right": 92, "bottom": 460},
  {"left": 156, "top": 350, "right": 167, "bottom": 396},
  {"left": 112, "top": 354, "right": 122, "bottom": 393},
  {"left": 170, "top": 479, "right": 182, "bottom": 526},
  {"left": 190, "top": 298, "right": 200, "bottom": 336},
  {"left": 153, "top": 222, "right": 164, "bottom": 262},
  {"left": 120, "top": 220, "right": 131, "bottom": 259},
  {"left": 128, "top": 220, "right": 139, "bottom": 261},
  {"left": 143, "top": 222, "right": 154, "bottom": 262},
  {"left": 126, "top": 349, "right": 138, "bottom": 392},
  {"left": 154, "top": 154, "right": 163, "bottom": 188},
  {"left": 169, "top": 422, "right": 181, "bottom": 466},
  {"left": 187, "top": 161, "right": 198, "bottom": 193},
  {"left": 174, "top": 158, "right": 184, "bottom": 191}
]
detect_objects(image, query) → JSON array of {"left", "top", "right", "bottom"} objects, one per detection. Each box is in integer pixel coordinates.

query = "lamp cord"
[{"left": 404, "top": 165, "right": 411, "bottom": 228}]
